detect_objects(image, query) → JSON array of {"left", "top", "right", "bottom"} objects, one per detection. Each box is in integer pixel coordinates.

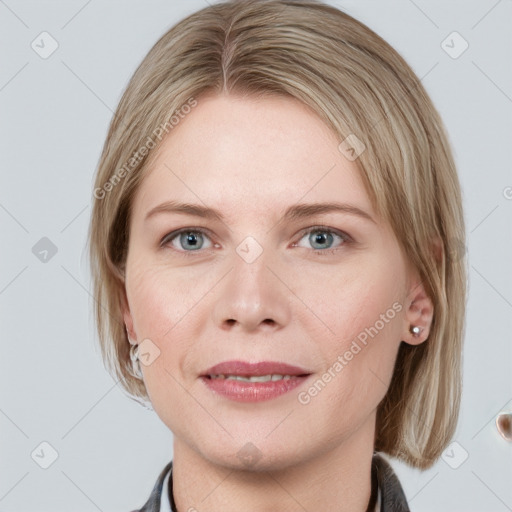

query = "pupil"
[
  {"left": 312, "top": 231, "right": 330, "bottom": 249},
  {"left": 184, "top": 232, "right": 200, "bottom": 249}
]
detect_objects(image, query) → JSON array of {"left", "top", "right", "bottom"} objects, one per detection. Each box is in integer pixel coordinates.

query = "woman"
[{"left": 88, "top": 1, "right": 467, "bottom": 510}]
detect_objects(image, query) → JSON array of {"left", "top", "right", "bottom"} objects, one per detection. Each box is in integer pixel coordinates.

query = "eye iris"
[
  {"left": 310, "top": 231, "right": 333, "bottom": 249},
  {"left": 180, "top": 231, "right": 202, "bottom": 250},
  {"left": 174, "top": 230, "right": 337, "bottom": 251}
]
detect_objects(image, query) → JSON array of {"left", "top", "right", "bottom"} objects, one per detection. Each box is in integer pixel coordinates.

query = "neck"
[{"left": 172, "top": 413, "right": 376, "bottom": 512}]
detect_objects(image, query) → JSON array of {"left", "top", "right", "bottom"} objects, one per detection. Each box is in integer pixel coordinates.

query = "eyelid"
[
  {"left": 159, "top": 226, "right": 215, "bottom": 249},
  {"left": 160, "top": 225, "right": 353, "bottom": 254},
  {"left": 295, "top": 225, "right": 352, "bottom": 243},
  {"left": 292, "top": 225, "right": 353, "bottom": 253}
]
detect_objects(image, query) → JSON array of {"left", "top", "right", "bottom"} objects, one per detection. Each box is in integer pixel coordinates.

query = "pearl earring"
[{"left": 410, "top": 325, "right": 421, "bottom": 337}]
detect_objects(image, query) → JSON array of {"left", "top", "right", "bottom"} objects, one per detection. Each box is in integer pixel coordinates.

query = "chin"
[
  {"left": 205, "top": 444, "right": 305, "bottom": 473},
  {"left": 188, "top": 428, "right": 319, "bottom": 473}
]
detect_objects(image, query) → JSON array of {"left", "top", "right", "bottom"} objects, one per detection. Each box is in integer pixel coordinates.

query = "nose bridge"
[{"left": 211, "top": 234, "right": 291, "bottom": 331}]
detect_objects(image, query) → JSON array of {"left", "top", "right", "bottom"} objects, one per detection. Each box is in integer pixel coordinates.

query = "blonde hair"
[{"left": 88, "top": 0, "right": 467, "bottom": 469}]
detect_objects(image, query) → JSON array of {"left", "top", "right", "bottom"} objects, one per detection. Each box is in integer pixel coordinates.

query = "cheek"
[
  {"left": 126, "top": 262, "right": 214, "bottom": 396},
  {"left": 127, "top": 267, "right": 196, "bottom": 414},
  {"left": 295, "top": 252, "right": 405, "bottom": 346},
  {"left": 297, "top": 295, "right": 403, "bottom": 438},
  {"left": 127, "top": 261, "right": 208, "bottom": 338},
  {"left": 303, "top": 257, "right": 405, "bottom": 399}
]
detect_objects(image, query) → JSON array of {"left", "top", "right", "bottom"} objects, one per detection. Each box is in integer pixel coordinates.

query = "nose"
[{"left": 211, "top": 245, "right": 291, "bottom": 333}]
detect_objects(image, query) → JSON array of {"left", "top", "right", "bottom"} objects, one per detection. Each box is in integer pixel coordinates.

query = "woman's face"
[{"left": 122, "top": 93, "right": 427, "bottom": 470}]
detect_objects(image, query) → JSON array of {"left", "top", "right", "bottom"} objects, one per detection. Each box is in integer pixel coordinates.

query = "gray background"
[{"left": 1, "top": 0, "right": 511, "bottom": 510}]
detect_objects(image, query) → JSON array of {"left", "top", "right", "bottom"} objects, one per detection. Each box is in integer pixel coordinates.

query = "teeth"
[{"left": 209, "top": 374, "right": 293, "bottom": 382}]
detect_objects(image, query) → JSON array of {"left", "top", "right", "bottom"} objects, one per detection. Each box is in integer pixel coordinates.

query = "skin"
[{"left": 121, "top": 92, "right": 434, "bottom": 512}]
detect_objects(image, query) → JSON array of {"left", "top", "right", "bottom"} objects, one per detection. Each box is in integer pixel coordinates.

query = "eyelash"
[{"left": 159, "top": 225, "right": 353, "bottom": 257}]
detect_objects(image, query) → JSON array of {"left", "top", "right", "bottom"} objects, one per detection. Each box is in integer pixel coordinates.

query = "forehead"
[{"left": 133, "top": 93, "right": 374, "bottom": 221}]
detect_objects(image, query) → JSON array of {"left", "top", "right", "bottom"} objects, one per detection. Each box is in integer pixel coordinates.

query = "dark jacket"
[{"left": 132, "top": 452, "right": 410, "bottom": 512}]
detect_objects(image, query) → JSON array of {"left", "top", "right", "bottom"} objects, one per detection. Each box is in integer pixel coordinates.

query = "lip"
[
  {"left": 203, "top": 360, "right": 310, "bottom": 377},
  {"left": 200, "top": 360, "right": 311, "bottom": 403}
]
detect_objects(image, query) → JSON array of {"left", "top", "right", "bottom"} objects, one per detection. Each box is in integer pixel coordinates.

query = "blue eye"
[
  {"left": 295, "top": 226, "right": 351, "bottom": 254},
  {"left": 161, "top": 228, "right": 213, "bottom": 252},
  {"left": 160, "top": 225, "right": 352, "bottom": 256}
]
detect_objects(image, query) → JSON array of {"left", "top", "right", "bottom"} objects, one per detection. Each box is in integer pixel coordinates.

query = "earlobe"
[{"left": 402, "top": 279, "right": 434, "bottom": 346}]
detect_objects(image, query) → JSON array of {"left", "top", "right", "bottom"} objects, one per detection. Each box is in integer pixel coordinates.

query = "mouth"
[
  {"left": 200, "top": 360, "right": 312, "bottom": 402},
  {"left": 208, "top": 374, "right": 295, "bottom": 382}
]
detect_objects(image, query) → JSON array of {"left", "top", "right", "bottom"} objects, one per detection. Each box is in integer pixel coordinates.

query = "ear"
[
  {"left": 402, "top": 275, "right": 434, "bottom": 346},
  {"left": 120, "top": 286, "right": 137, "bottom": 344}
]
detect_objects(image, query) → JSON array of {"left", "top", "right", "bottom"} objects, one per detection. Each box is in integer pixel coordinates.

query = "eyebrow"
[{"left": 144, "top": 200, "right": 376, "bottom": 224}]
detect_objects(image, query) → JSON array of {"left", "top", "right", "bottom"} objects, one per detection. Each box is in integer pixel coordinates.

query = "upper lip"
[{"left": 202, "top": 360, "right": 311, "bottom": 377}]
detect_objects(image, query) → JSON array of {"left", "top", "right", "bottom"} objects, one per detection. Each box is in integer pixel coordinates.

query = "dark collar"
[
  {"left": 372, "top": 453, "right": 410, "bottom": 512},
  {"left": 135, "top": 452, "right": 410, "bottom": 512}
]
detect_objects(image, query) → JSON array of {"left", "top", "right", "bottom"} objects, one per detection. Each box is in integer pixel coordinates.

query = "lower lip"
[{"left": 201, "top": 375, "right": 309, "bottom": 402}]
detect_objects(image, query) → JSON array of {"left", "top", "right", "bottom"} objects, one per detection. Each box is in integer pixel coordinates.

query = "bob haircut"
[{"left": 88, "top": 0, "right": 467, "bottom": 470}]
